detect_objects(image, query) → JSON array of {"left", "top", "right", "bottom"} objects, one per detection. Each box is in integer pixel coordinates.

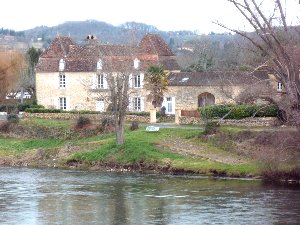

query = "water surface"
[{"left": 0, "top": 167, "right": 299, "bottom": 225}]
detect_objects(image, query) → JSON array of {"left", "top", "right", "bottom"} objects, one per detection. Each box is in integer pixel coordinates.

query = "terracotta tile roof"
[
  {"left": 36, "top": 34, "right": 179, "bottom": 72},
  {"left": 138, "top": 34, "right": 174, "bottom": 56},
  {"left": 36, "top": 58, "right": 60, "bottom": 72},
  {"left": 68, "top": 44, "right": 136, "bottom": 58},
  {"left": 168, "top": 71, "right": 269, "bottom": 86},
  {"left": 40, "top": 37, "right": 76, "bottom": 58},
  {"left": 159, "top": 56, "right": 180, "bottom": 71}
]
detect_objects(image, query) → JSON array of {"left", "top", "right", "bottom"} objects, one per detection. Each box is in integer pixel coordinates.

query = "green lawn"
[
  {"left": 0, "top": 118, "right": 266, "bottom": 176},
  {"left": 0, "top": 137, "right": 64, "bottom": 155},
  {"left": 20, "top": 117, "right": 73, "bottom": 129},
  {"left": 72, "top": 128, "right": 197, "bottom": 162},
  {"left": 71, "top": 128, "right": 259, "bottom": 176}
]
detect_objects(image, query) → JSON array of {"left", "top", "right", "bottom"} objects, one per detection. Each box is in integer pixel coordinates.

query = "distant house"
[
  {"left": 35, "top": 34, "right": 179, "bottom": 112},
  {"left": 35, "top": 34, "right": 279, "bottom": 114},
  {"left": 6, "top": 91, "right": 32, "bottom": 100}
]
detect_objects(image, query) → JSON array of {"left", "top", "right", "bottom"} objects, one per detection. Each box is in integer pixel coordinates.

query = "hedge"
[
  {"left": 199, "top": 104, "right": 279, "bottom": 119},
  {"left": 0, "top": 103, "right": 44, "bottom": 112},
  {"left": 25, "top": 108, "right": 156, "bottom": 117},
  {"left": 25, "top": 108, "right": 63, "bottom": 113}
]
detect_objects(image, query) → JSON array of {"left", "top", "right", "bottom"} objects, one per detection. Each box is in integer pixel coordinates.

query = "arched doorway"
[{"left": 198, "top": 92, "right": 215, "bottom": 107}]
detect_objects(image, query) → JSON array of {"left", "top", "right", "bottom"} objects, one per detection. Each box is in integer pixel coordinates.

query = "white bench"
[{"left": 146, "top": 126, "right": 160, "bottom": 132}]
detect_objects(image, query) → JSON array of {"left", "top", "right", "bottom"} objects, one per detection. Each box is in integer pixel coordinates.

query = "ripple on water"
[{"left": 0, "top": 167, "right": 299, "bottom": 225}]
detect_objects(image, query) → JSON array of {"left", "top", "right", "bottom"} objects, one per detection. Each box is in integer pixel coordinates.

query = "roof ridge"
[
  {"left": 57, "top": 34, "right": 67, "bottom": 57},
  {"left": 149, "top": 34, "right": 160, "bottom": 64}
]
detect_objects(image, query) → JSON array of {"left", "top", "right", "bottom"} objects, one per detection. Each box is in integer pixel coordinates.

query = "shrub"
[
  {"left": 18, "top": 103, "right": 31, "bottom": 112},
  {"left": 101, "top": 117, "right": 115, "bottom": 127},
  {"left": 130, "top": 121, "right": 139, "bottom": 131},
  {"left": 8, "top": 105, "right": 18, "bottom": 114},
  {"left": 25, "top": 108, "right": 63, "bottom": 113},
  {"left": 203, "top": 121, "right": 220, "bottom": 135},
  {"left": 230, "top": 104, "right": 256, "bottom": 119},
  {"left": 70, "top": 110, "right": 99, "bottom": 114},
  {"left": 25, "top": 108, "right": 100, "bottom": 114},
  {"left": 156, "top": 111, "right": 162, "bottom": 118},
  {"left": 0, "top": 105, "right": 6, "bottom": 112},
  {"left": 76, "top": 116, "right": 91, "bottom": 129},
  {"left": 199, "top": 104, "right": 278, "bottom": 119},
  {"left": 101, "top": 117, "right": 115, "bottom": 132},
  {"left": 0, "top": 122, "right": 10, "bottom": 132},
  {"left": 255, "top": 104, "right": 279, "bottom": 117},
  {"left": 32, "top": 104, "right": 44, "bottom": 109},
  {"left": 7, "top": 114, "right": 19, "bottom": 123},
  {"left": 1, "top": 102, "right": 44, "bottom": 113},
  {"left": 199, "top": 104, "right": 232, "bottom": 119},
  {"left": 127, "top": 111, "right": 150, "bottom": 117}
]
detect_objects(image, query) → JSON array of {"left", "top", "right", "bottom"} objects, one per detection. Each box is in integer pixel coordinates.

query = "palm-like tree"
[{"left": 145, "top": 65, "right": 169, "bottom": 109}]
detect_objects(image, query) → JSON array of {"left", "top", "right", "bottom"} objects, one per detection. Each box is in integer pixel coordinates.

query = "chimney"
[{"left": 85, "top": 35, "right": 99, "bottom": 45}]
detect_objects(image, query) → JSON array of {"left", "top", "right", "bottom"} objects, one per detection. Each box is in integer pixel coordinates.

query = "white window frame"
[
  {"left": 59, "top": 73, "right": 66, "bottom": 88},
  {"left": 59, "top": 58, "right": 65, "bottom": 71},
  {"left": 97, "top": 74, "right": 104, "bottom": 89},
  {"left": 134, "top": 74, "right": 141, "bottom": 88},
  {"left": 134, "top": 58, "right": 140, "bottom": 69},
  {"left": 277, "top": 82, "right": 283, "bottom": 92},
  {"left": 97, "top": 59, "right": 103, "bottom": 70},
  {"left": 166, "top": 97, "right": 173, "bottom": 113},
  {"left": 133, "top": 97, "right": 141, "bottom": 111},
  {"left": 59, "top": 97, "right": 67, "bottom": 110},
  {"left": 96, "top": 99, "right": 105, "bottom": 112},
  {"left": 162, "top": 97, "right": 175, "bottom": 114}
]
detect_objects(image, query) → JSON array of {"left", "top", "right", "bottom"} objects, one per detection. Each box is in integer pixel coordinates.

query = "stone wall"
[
  {"left": 23, "top": 112, "right": 175, "bottom": 124},
  {"left": 23, "top": 112, "right": 152, "bottom": 123},
  {"left": 179, "top": 116, "right": 279, "bottom": 127},
  {"left": 23, "top": 112, "right": 277, "bottom": 127}
]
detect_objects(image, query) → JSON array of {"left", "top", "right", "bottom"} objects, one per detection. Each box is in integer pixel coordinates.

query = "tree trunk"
[
  {"left": 285, "top": 81, "right": 300, "bottom": 130},
  {"left": 115, "top": 116, "right": 125, "bottom": 145},
  {"left": 289, "top": 108, "right": 300, "bottom": 131},
  {"left": 20, "top": 87, "right": 24, "bottom": 104}
]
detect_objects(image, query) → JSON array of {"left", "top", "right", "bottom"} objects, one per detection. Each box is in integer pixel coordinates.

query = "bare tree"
[
  {"left": 87, "top": 44, "right": 138, "bottom": 145},
  {"left": 105, "top": 57, "right": 134, "bottom": 145},
  {"left": 215, "top": 0, "right": 300, "bottom": 128},
  {"left": 0, "top": 52, "right": 24, "bottom": 102}
]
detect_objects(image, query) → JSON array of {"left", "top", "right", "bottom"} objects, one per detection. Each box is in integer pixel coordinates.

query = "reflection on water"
[{"left": 0, "top": 167, "right": 299, "bottom": 225}]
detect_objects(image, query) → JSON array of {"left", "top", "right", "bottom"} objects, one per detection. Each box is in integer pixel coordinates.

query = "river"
[{"left": 0, "top": 167, "right": 299, "bottom": 225}]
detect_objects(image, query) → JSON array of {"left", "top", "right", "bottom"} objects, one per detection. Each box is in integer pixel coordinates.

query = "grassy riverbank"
[{"left": 0, "top": 118, "right": 299, "bottom": 180}]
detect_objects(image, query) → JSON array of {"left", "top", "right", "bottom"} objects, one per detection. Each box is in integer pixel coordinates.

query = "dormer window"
[
  {"left": 277, "top": 82, "right": 283, "bottom": 92},
  {"left": 59, "top": 58, "right": 65, "bottom": 71},
  {"left": 134, "top": 58, "right": 140, "bottom": 69},
  {"left": 180, "top": 77, "right": 189, "bottom": 82},
  {"left": 97, "top": 59, "right": 103, "bottom": 70}
]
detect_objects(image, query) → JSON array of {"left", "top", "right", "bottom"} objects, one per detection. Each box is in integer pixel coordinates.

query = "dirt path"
[{"left": 157, "top": 136, "right": 248, "bottom": 165}]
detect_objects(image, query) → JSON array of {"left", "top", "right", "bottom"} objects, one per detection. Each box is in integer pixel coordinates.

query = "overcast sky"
[{"left": 1, "top": 0, "right": 299, "bottom": 33}]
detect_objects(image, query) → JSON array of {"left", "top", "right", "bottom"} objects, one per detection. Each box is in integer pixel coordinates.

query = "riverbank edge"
[
  {"left": 0, "top": 157, "right": 258, "bottom": 177},
  {"left": 1, "top": 153, "right": 300, "bottom": 186}
]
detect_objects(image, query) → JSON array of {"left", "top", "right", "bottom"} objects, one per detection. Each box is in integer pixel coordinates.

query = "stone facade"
[
  {"left": 35, "top": 34, "right": 179, "bottom": 113},
  {"left": 36, "top": 34, "right": 280, "bottom": 115},
  {"left": 178, "top": 116, "right": 279, "bottom": 127},
  {"left": 36, "top": 71, "right": 154, "bottom": 112},
  {"left": 165, "top": 85, "right": 242, "bottom": 111}
]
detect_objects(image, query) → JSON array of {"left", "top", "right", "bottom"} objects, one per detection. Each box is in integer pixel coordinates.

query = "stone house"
[
  {"left": 36, "top": 34, "right": 179, "bottom": 112},
  {"left": 35, "top": 34, "right": 282, "bottom": 114}
]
